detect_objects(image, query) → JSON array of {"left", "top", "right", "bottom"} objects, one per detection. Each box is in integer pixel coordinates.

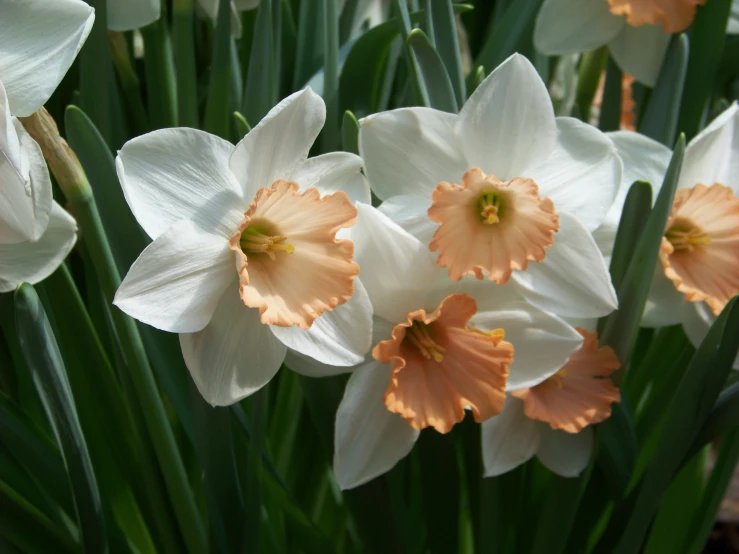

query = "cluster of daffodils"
[
  {"left": 110, "top": 53, "right": 739, "bottom": 488},
  {"left": 3, "top": 0, "right": 738, "bottom": 496}
]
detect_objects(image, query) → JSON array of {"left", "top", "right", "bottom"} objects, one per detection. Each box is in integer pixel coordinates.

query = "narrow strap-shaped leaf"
[
  {"left": 141, "top": 14, "right": 179, "bottom": 129},
  {"left": 245, "top": 388, "right": 266, "bottom": 553},
  {"left": 600, "top": 137, "right": 685, "bottom": 366},
  {"left": 244, "top": 0, "right": 276, "bottom": 127},
  {"left": 407, "top": 29, "right": 459, "bottom": 113},
  {"left": 172, "top": 0, "right": 199, "bottom": 128},
  {"left": 14, "top": 284, "right": 107, "bottom": 554},
  {"left": 639, "top": 34, "right": 689, "bottom": 147},
  {"left": 394, "top": 0, "right": 431, "bottom": 107},
  {"left": 689, "top": 381, "right": 739, "bottom": 457},
  {"left": 576, "top": 47, "right": 608, "bottom": 123},
  {"left": 595, "top": 401, "right": 638, "bottom": 500},
  {"left": 598, "top": 57, "right": 623, "bottom": 132},
  {"left": 204, "top": 0, "right": 233, "bottom": 140},
  {"left": 338, "top": 0, "right": 361, "bottom": 43},
  {"left": 108, "top": 32, "right": 149, "bottom": 136},
  {"left": 677, "top": 0, "right": 732, "bottom": 140},
  {"left": 322, "top": 0, "right": 341, "bottom": 151},
  {"left": 79, "top": 0, "right": 112, "bottom": 144},
  {"left": 342, "top": 110, "right": 360, "bottom": 154},
  {"left": 429, "top": 0, "right": 466, "bottom": 105},
  {"left": 686, "top": 428, "right": 739, "bottom": 553},
  {"left": 613, "top": 297, "right": 739, "bottom": 553}
]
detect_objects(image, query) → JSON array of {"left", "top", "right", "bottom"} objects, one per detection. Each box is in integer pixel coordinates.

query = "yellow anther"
[
  {"left": 666, "top": 226, "right": 711, "bottom": 252},
  {"left": 478, "top": 192, "right": 502, "bottom": 225},
  {"left": 407, "top": 321, "right": 445, "bottom": 362},
  {"left": 241, "top": 229, "right": 295, "bottom": 261}
]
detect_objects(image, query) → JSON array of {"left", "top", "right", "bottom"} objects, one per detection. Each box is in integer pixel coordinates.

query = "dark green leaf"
[
  {"left": 14, "top": 284, "right": 107, "bottom": 554},
  {"left": 79, "top": 0, "right": 112, "bottom": 143},
  {"left": 595, "top": 401, "right": 638, "bottom": 499},
  {"left": 429, "top": 0, "right": 466, "bottom": 106},
  {"left": 172, "top": 0, "right": 199, "bottom": 128},
  {"left": 141, "top": 16, "right": 179, "bottom": 129},
  {"left": 322, "top": 0, "right": 341, "bottom": 151},
  {"left": 204, "top": 0, "right": 233, "bottom": 139},
  {"left": 244, "top": 0, "right": 276, "bottom": 126},
  {"left": 598, "top": 57, "right": 623, "bottom": 132}
]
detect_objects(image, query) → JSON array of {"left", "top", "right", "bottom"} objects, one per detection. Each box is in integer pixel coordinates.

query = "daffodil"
[
  {"left": 593, "top": 103, "right": 739, "bottom": 364},
  {"left": 114, "top": 88, "right": 373, "bottom": 405},
  {"left": 482, "top": 326, "right": 620, "bottom": 477},
  {"left": 360, "top": 54, "right": 620, "bottom": 321},
  {"left": 311, "top": 205, "right": 585, "bottom": 489},
  {"left": 534, "top": 0, "right": 704, "bottom": 86}
]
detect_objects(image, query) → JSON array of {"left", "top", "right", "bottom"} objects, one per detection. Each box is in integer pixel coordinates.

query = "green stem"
[
  {"left": 172, "top": 0, "right": 199, "bottom": 128},
  {"left": 322, "top": 0, "right": 340, "bottom": 152},
  {"left": 69, "top": 193, "right": 207, "bottom": 554},
  {"left": 141, "top": 15, "right": 179, "bottom": 129}
]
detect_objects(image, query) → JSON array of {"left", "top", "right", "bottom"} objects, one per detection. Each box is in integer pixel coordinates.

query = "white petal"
[
  {"left": 481, "top": 396, "right": 540, "bottom": 477},
  {"left": 116, "top": 127, "right": 244, "bottom": 240},
  {"left": 269, "top": 278, "right": 373, "bottom": 367},
  {"left": 114, "top": 220, "right": 235, "bottom": 333},
  {"left": 526, "top": 117, "right": 622, "bottom": 231},
  {"left": 511, "top": 212, "right": 618, "bottom": 318},
  {"left": 0, "top": 202, "right": 77, "bottom": 292},
  {"left": 534, "top": 0, "right": 624, "bottom": 55},
  {"left": 289, "top": 152, "right": 371, "bottom": 205},
  {"left": 358, "top": 107, "right": 467, "bottom": 200},
  {"left": 680, "top": 103, "right": 739, "bottom": 193},
  {"left": 107, "top": 0, "right": 160, "bottom": 31},
  {"left": 284, "top": 316, "right": 394, "bottom": 377},
  {"left": 537, "top": 425, "right": 593, "bottom": 477},
  {"left": 377, "top": 194, "right": 436, "bottom": 246},
  {"left": 470, "top": 303, "right": 583, "bottom": 390},
  {"left": 456, "top": 53, "right": 557, "bottom": 180},
  {"left": 15, "top": 118, "right": 52, "bottom": 241},
  {"left": 425, "top": 275, "right": 524, "bottom": 313},
  {"left": 230, "top": 89, "right": 325, "bottom": 199},
  {"left": 348, "top": 204, "right": 437, "bottom": 324},
  {"left": 0, "top": 0, "right": 94, "bottom": 116},
  {"left": 608, "top": 24, "right": 670, "bottom": 87},
  {"left": 180, "top": 287, "right": 286, "bottom": 406},
  {"left": 333, "top": 360, "right": 419, "bottom": 489},
  {"left": 729, "top": 0, "right": 739, "bottom": 33},
  {"left": 594, "top": 131, "right": 671, "bottom": 258},
  {"left": 641, "top": 266, "right": 684, "bottom": 327}
]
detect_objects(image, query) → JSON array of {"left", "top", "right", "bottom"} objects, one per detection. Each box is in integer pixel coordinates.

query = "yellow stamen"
[
  {"left": 240, "top": 228, "right": 295, "bottom": 261},
  {"left": 549, "top": 369, "right": 568, "bottom": 389},
  {"left": 406, "top": 321, "right": 445, "bottom": 362},
  {"left": 665, "top": 224, "right": 711, "bottom": 252},
  {"left": 478, "top": 192, "right": 502, "bottom": 224},
  {"left": 471, "top": 327, "right": 506, "bottom": 344}
]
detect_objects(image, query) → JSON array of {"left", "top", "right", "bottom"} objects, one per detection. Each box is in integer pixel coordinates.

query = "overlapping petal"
[
  {"left": 481, "top": 396, "right": 540, "bottom": 477},
  {"left": 0, "top": 202, "right": 77, "bottom": 292},
  {"left": 0, "top": 0, "right": 95, "bottom": 116},
  {"left": 359, "top": 107, "right": 466, "bottom": 200},
  {"left": 230, "top": 89, "right": 326, "bottom": 198},
  {"left": 457, "top": 54, "right": 557, "bottom": 180},
  {"left": 377, "top": 195, "right": 436, "bottom": 246},
  {"left": 537, "top": 425, "right": 593, "bottom": 477},
  {"left": 269, "top": 279, "right": 373, "bottom": 366},
  {"left": 107, "top": 0, "right": 160, "bottom": 31},
  {"left": 333, "top": 361, "right": 419, "bottom": 489},
  {"left": 180, "top": 286, "right": 286, "bottom": 406},
  {"left": 511, "top": 213, "right": 618, "bottom": 318},
  {"left": 526, "top": 117, "right": 622, "bottom": 232},
  {"left": 116, "top": 128, "right": 244, "bottom": 240},
  {"left": 607, "top": 23, "right": 671, "bottom": 87},
  {"left": 114, "top": 220, "right": 235, "bottom": 333},
  {"left": 289, "top": 152, "right": 371, "bottom": 205},
  {"left": 347, "top": 204, "right": 438, "bottom": 324}
]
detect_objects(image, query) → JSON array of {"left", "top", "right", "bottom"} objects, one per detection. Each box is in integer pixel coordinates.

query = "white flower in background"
[
  {"left": 360, "top": 54, "right": 620, "bottom": 322},
  {"left": 534, "top": 0, "right": 705, "bottom": 86},
  {"left": 0, "top": 0, "right": 94, "bottom": 117},
  {"left": 593, "top": 103, "right": 739, "bottom": 365},
  {"left": 114, "top": 89, "right": 373, "bottom": 406},
  {"left": 0, "top": 83, "right": 78, "bottom": 292},
  {"left": 312, "top": 205, "right": 585, "bottom": 489},
  {"left": 107, "top": 0, "right": 258, "bottom": 35},
  {"left": 0, "top": 0, "right": 91, "bottom": 290},
  {"left": 729, "top": 0, "right": 739, "bottom": 33},
  {"left": 482, "top": 327, "right": 620, "bottom": 477}
]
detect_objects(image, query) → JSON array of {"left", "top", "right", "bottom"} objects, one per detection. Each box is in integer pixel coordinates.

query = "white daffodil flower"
[
  {"left": 729, "top": 0, "right": 739, "bottom": 34},
  {"left": 592, "top": 103, "right": 739, "bottom": 366},
  {"left": 107, "top": 0, "right": 258, "bottom": 35},
  {"left": 0, "top": 0, "right": 94, "bottom": 117},
  {"left": 309, "top": 205, "right": 585, "bottom": 490},
  {"left": 0, "top": 82, "right": 77, "bottom": 291},
  {"left": 482, "top": 324, "right": 620, "bottom": 478},
  {"left": 360, "top": 53, "right": 620, "bottom": 322},
  {"left": 114, "top": 88, "right": 373, "bottom": 406},
  {"left": 533, "top": 0, "right": 706, "bottom": 87}
]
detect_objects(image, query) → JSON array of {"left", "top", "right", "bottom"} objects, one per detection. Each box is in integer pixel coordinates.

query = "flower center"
[
  {"left": 660, "top": 183, "right": 739, "bottom": 317},
  {"left": 229, "top": 179, "right": 359, "bottom": 329},
  {"left": 606, "top": 0, "right": 705, "bottom": 33},
  {"left": 665, "top": 220, "right": 710, "bottom": 252},
  {"left": 428, "top": 168, "right": 559, "bottom": 284},
  {"left": 239, "top": 223, "right": 295, "bottom": 261},
  {"left": 374, "top": 293, "right": 513, "bottom": 434},
  {"left": 511, "top": 328, "right": 620, "bottom": 433},
  {"left": 478, "top": 192, "right": 502, "bottom": 224}
]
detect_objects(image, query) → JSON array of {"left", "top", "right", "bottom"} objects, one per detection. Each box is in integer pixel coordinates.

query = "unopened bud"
[{"left": 19, "top": 108, "right": 91, "bottom": 201}]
